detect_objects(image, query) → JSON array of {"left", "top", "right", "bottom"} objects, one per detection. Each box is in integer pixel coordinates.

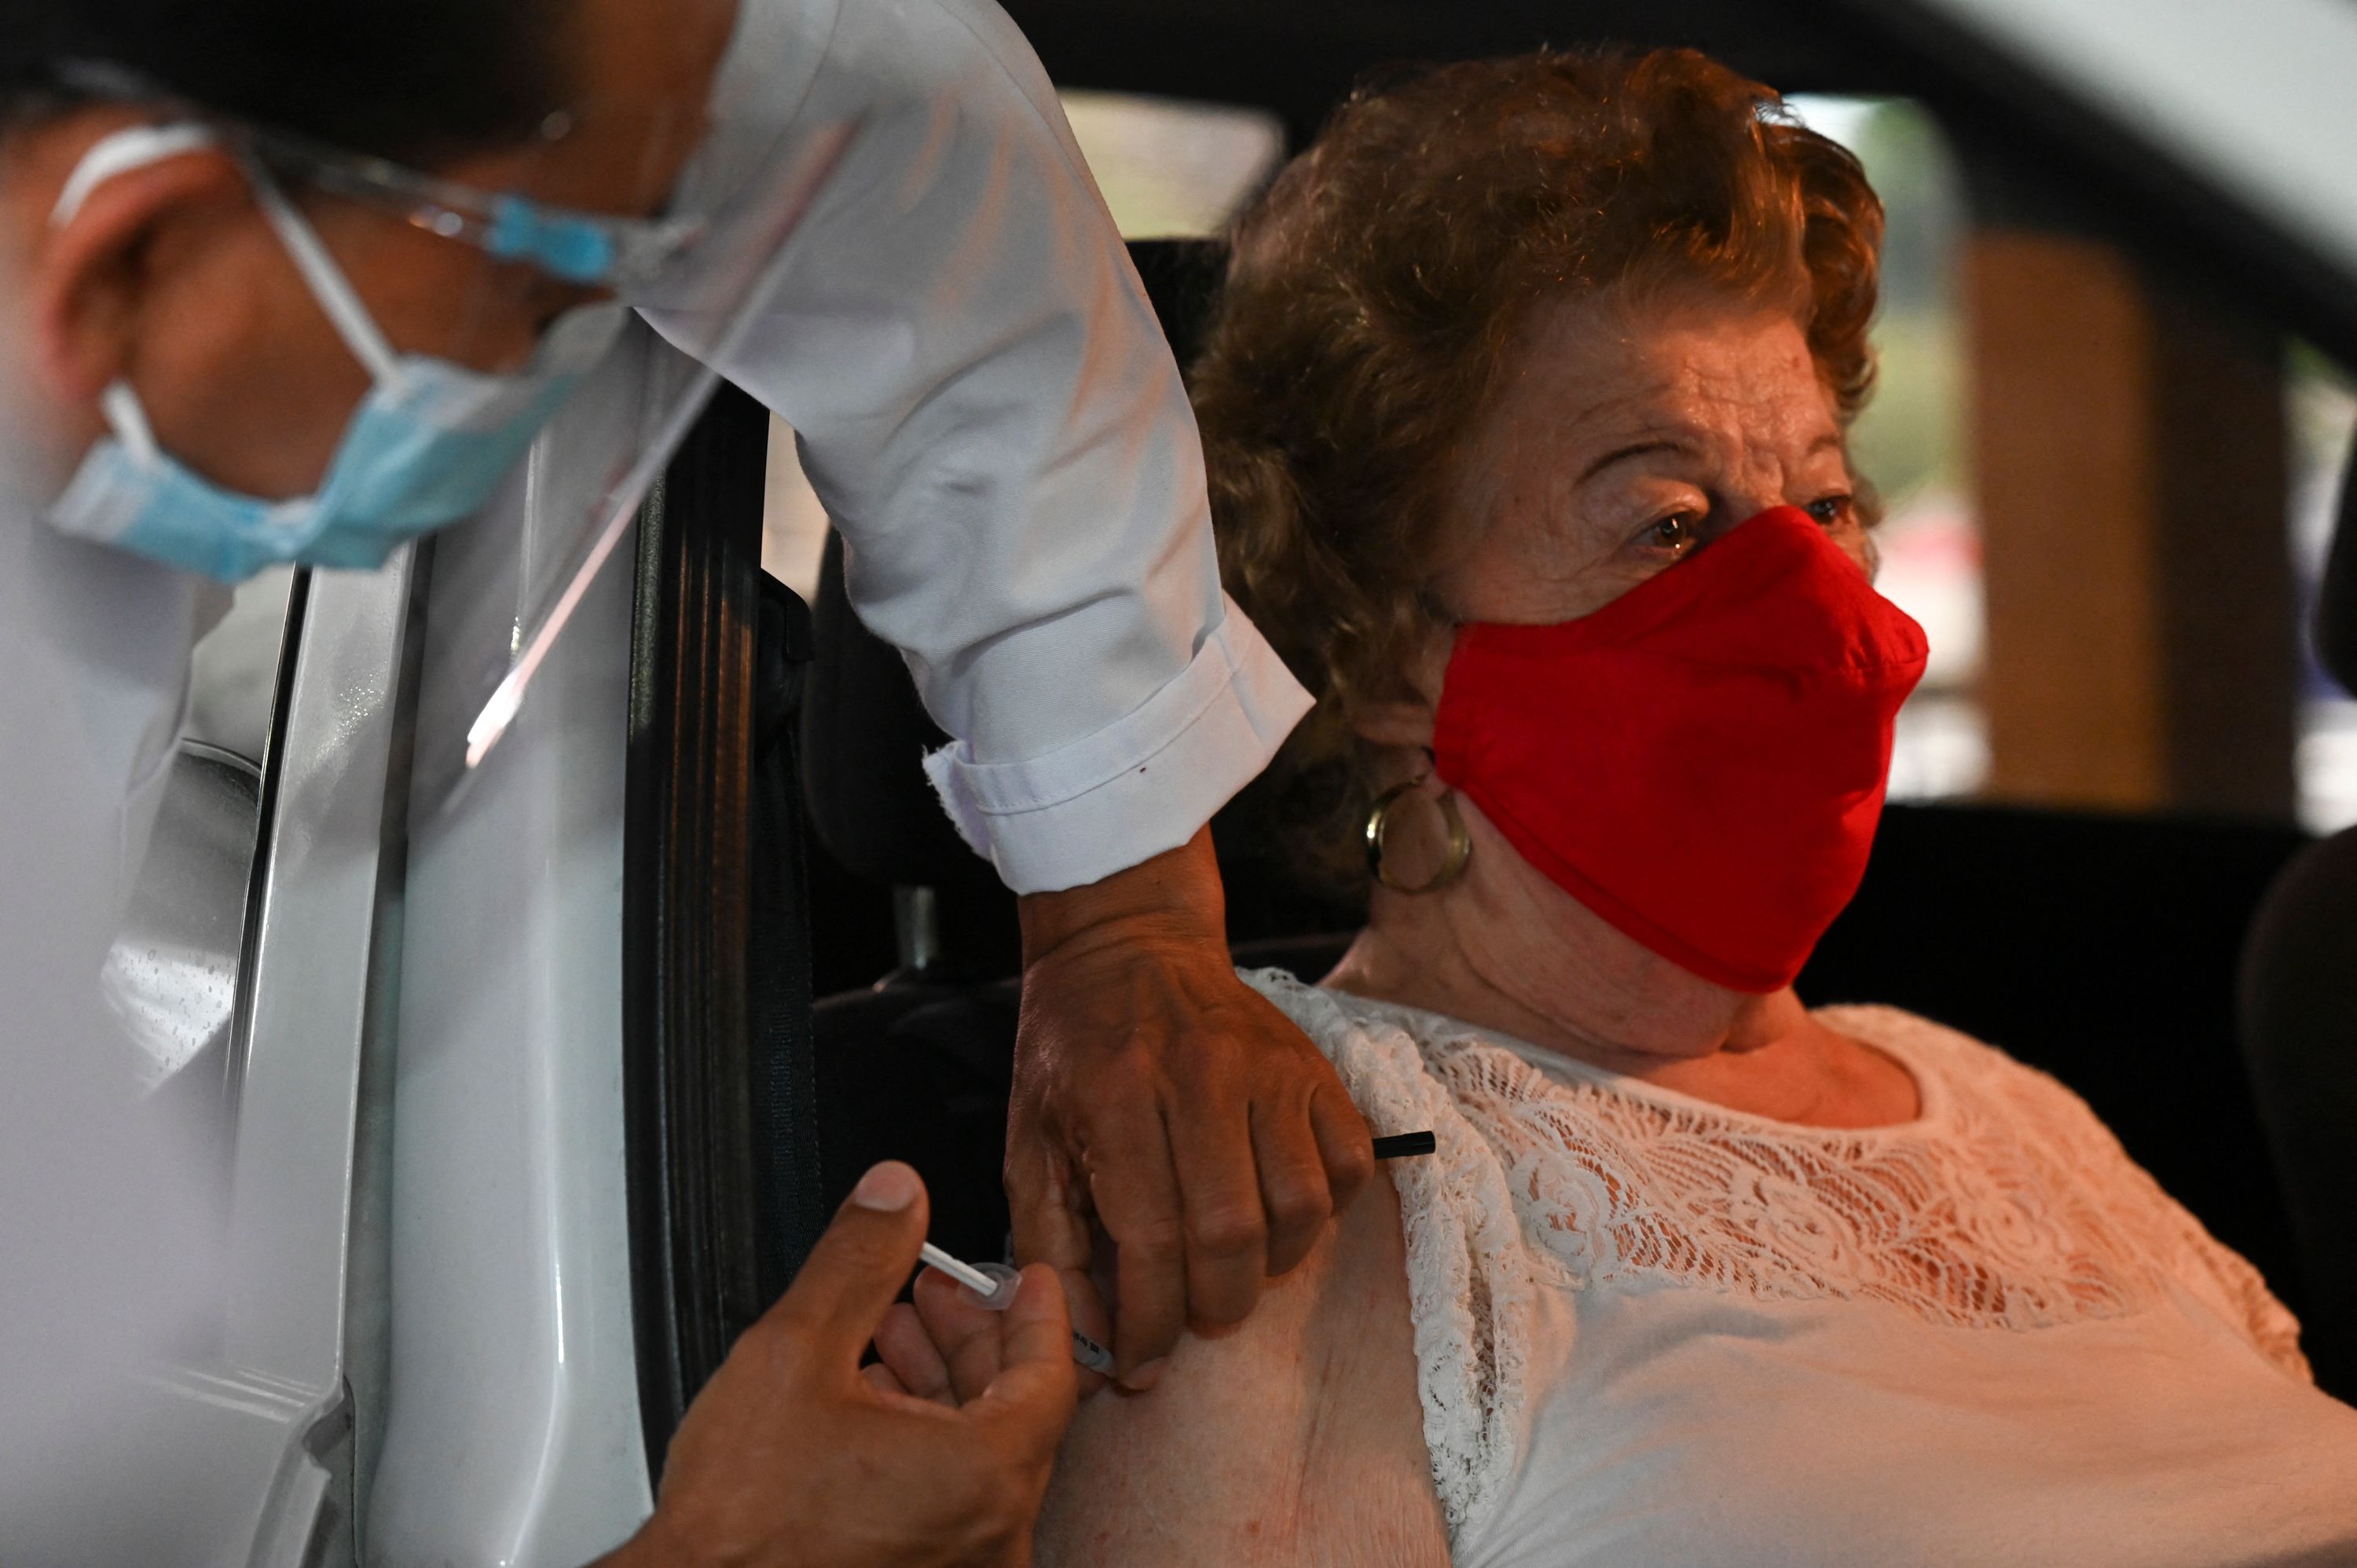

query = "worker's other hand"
[
  {"left": 1006, "top": 826, "right": 1374, "bottom": 1392},
  {"left": 599, "top": 1162, "right": 1076, "bottom": 1568}
]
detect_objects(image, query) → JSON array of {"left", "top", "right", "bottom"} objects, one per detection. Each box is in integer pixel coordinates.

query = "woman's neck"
[{"left": 1324, "top": 830, "right": 1919, "bottom": 1127}]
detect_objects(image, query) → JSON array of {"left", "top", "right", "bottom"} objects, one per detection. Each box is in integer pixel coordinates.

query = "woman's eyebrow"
[{"left": 1576, "top": 437, "right": 1687, "bottom": 484}]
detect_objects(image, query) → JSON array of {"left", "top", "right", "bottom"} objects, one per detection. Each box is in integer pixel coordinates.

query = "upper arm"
[{"left": 1036, "top": 1174, "right": 1450, "bottom": 1567}]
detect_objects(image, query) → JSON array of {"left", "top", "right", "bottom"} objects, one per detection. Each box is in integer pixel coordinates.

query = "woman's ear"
[
  {"left": 1351, "top": 622, "right": 1454, "bottom": 749},
  {"left": 26, "top": 127, "right": 246, "bottom": 408},
  {"left": 1354, "top": 694, "right": 1437, "bottom": 749}
]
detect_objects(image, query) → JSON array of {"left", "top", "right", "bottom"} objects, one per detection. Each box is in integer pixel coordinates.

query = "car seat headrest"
[
  {"left": 1126, "top": 237, "right": 1231, "bottom": 372},
  {"left": 797, "top": 529, "right": 987, "bottom": 891}
]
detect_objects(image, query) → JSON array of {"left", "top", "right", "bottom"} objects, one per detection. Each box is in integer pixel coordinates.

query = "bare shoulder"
[{"left": 1036, "top": 1174, "right": 1449, "bottom": 1567}]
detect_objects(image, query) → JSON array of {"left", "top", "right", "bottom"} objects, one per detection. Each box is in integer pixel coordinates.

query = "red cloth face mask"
[{"left": 1431, "top": 507, "right": 1929, "bottom": 993}]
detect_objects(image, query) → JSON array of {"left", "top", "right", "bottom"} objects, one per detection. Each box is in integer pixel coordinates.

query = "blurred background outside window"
[
  {"left": 1789, "top": 96, "right": 1985, "bottom": 806},
  {"left": 2286, "top": 349, "right": 2357, "bottom": 832},
  {"left": 1795, "top": 94, "right": 2357, "bottom": 833}
]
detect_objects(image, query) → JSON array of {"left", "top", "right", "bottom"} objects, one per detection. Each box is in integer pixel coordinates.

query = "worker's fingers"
[
  {"left": 872, "top": 1299, "right": 956, "bottom": 1407},
  {"left": 910, "top": 1266, "right": 1009, "bottom": 1405},
  {"left": 860, "top": 1360, "right": 916, "bottom": 1401},
  {"left": 1084, "top": 1099, "right": 1189, "bottom": 1388},
  {"left": 1006, "top": 1122, "right": 1112, "bottom": 1394},
  {"left": 1044, "top": 1265, "right": 1111, "bottom": 1401},
  {"left": 1006, "top": 1119, "right": 1094, "bottom": 1275},
  {"left": 762, "top": 1161, "right": 929, "bottom": 1368},
  {"left": 971, "top": 1264, "right": 1079, "bottom": 1463},
  {"left": 1309, "top": 1077, "right": 1376, "bottom": 1221},
  {"left": 1252, "top": 1089, "right": 1337, "bottom": 1280},
  {"left": 992, "top": 1264, "right": 1076, "bottom": 1380},
  {"left": 1166, "top": 1072, "right": 1268, "bottom": 1329}
]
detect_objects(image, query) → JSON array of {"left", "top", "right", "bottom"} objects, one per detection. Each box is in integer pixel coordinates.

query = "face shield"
[
  {"left": 431, "top": 110, "right": 858, "bottom": 804},
  {"left": 48, "top": 54, "right": 860, "bottom": 800}
]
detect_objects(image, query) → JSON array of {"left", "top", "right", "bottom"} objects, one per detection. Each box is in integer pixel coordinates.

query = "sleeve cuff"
[{"left": 922, "top": 599, "right": 1313, "bottom": 894}]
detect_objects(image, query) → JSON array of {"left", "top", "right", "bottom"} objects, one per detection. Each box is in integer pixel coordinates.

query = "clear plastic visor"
[{"left": 411, "top": 109, "right": 862, "bottom": 809}]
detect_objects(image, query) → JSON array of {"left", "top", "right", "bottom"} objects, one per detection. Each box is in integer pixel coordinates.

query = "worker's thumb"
[
  {"left": 765, "top": 1161, "right": 930, "bottom": 1365},
  {"left": 977, "top": 1263, "right": 1079, "bottom": 1452}
]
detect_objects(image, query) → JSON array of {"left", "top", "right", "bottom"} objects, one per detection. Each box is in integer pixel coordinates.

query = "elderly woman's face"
[
  {"left": 1436, "top": 291, "right": 1867, "bottom": 631},
  {"left": 1347, "top": 288, "right": 1890, "bottom": 1058}
]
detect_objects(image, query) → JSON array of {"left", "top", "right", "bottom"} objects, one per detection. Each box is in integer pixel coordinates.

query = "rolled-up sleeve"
[{"left": 646, "top": 0, "right": 1309, "bottom": 893}]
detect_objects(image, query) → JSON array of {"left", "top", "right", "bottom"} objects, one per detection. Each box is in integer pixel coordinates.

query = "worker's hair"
[
  {"left": 1197, "top": 47, "right": 1885, "bottom": 891},
  {"left": 0, "top": 0, "right": 571, "bottom": 164}
]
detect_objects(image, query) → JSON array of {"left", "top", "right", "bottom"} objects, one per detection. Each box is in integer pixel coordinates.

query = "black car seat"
[
  {"left": 796, "top": 239, "right": 2317, "bottom": 1334},
  {"left": 2239, "top": 445, "right": 2357, "bottom": 1399}
]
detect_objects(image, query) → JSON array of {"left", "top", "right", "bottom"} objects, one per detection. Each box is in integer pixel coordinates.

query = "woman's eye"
[
  {"left": 1805, "top": 493, "right": 1856, "bottom": 528},
  {"left": 1642, "top": 514, "right": 1699, "bottom": 555}
]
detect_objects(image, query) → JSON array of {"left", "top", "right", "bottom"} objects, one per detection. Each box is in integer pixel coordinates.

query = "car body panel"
[
  {"left": 79, "top": 557, "right": 414, "bottom": 1566},
  {"left": 363, "top": 339, "right": 661, "bottom": 1567}
]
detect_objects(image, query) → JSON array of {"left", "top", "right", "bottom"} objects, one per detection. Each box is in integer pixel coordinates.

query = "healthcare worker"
[{"left": 0, "top": 0, "right": 1370, "bottom": 1560}]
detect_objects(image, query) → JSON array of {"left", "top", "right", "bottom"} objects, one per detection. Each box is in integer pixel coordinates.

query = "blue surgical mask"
[{"left": 44, "top": 125, "right": 627, "bottom": 584}]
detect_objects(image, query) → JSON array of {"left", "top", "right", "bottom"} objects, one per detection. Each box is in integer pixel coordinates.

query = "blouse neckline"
[{"left": 1317, "top": 981, "right": 1951, "bottom": 1142}]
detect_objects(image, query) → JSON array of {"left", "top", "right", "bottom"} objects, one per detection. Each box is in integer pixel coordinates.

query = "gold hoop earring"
[{"left": 1365, "top": 780, "right": 1472, "bottom": 893}]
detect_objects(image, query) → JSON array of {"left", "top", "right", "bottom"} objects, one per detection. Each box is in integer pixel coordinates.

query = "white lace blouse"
[{"left": 1242, "top": 970, "right": 2357, "bottom": 1567}]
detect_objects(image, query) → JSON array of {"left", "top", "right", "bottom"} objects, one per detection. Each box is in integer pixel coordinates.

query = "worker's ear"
[{"left": 27, "top": 129, "right": 247, "bottom": 408}]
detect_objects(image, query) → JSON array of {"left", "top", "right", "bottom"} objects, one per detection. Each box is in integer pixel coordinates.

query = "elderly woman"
[{"left": 880, "top": 49, "right": 2357, "bottom": 1565}]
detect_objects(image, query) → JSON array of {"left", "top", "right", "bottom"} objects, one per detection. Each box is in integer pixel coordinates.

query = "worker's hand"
[
  {"left": 1006, "top": 826, "right": 1374, "bottom": 1392},
  {"left": 599, "top": 1162, "right": 1076, "bottom": 1568},
  {"left": 873, "top": 1263, "right": 1050, "bottom": 1409}
]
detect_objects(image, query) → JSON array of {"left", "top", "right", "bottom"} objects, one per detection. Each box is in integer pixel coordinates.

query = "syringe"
[{"left": 917, "top": 1242, "right": 1115, "bottom": 1376}]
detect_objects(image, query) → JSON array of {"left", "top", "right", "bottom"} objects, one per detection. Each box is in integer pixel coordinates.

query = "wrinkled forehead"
[{"left": 1498, "top": 288, "right": 1837, "bottom": 447}]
